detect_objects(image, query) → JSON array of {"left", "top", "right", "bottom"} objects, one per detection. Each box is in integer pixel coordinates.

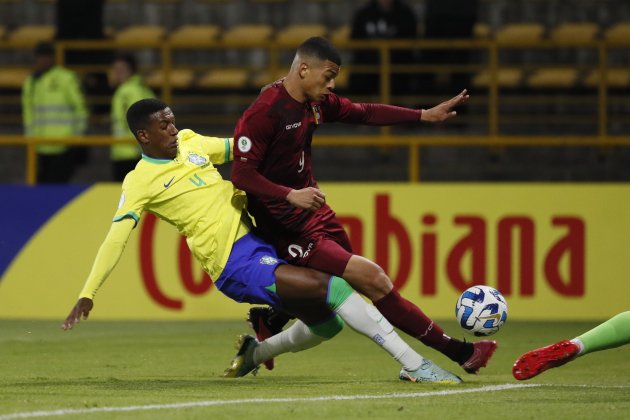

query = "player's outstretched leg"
[
  {"left": 512, "top": 339, "right": 580, "bottom": 380},
  {"left": 513, "top": 311, "right": 630, "bottom": 380},
  {"left": 247, "top": 307, "right": 293, "bottom": 370},
  {"left": 224, "top": 316, "right": 343, "bottom": 378}
]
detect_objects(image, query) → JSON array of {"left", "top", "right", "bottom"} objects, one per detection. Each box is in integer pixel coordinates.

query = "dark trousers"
[{"left": 37, "top": 152, "right": 76, "bottom": 183}]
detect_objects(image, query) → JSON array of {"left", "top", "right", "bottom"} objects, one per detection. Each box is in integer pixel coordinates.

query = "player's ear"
[
  {"left": 299, "top": 62, "right": 309, "bottom": 79},
  {"left": 136, "top": 129, "right": 149, "bottom": 145}
]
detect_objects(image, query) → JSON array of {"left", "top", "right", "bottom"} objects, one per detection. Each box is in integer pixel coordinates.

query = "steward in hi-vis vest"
[{"left": 22, "top": 42, "right": 88, "bottom": 183}]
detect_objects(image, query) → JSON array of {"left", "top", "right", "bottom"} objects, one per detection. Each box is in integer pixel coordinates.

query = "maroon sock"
[{"left": 374, "top": 289, "right": 472, "bottom": 364}]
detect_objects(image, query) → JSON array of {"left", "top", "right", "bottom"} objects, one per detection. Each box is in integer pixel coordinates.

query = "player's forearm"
[
  {"left": 343, "top": 103, "right": 421, "bottom": 125},
  {"left": 78, "top": 219, "right": 133, "bottom": 299},
  {"left": 231, "top": 160, "right": 292, "bottom": 200}
]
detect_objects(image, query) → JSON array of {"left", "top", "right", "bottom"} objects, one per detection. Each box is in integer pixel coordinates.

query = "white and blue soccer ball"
[{"left": 455, "top": 285, "right": 508, "bottom": 336}]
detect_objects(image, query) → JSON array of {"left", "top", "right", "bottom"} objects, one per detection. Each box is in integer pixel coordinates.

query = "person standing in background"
[
  {"left": 109, "top": 53, "right": 155, "bottom": 181},
  {"left": 21, "top": 42, "right": 89, "bottom": 183},
  {"left": 348, "top": 0, "right": 418, "bottom": 96}
]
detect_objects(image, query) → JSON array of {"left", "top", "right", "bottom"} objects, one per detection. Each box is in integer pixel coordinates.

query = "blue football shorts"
[{"left": 214, "top": 232, "right": 285, "bottom": 308}]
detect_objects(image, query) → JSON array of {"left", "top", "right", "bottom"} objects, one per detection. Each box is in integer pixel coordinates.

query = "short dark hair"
[
  {"left": 114, "top": 52, "right": 137, "bottom": 73},
  {"left": 296, "top": 37, "right": 341, "bottom": 66},
  {"left": 126, "top": 98, "right": 169, "bottom": 138},
  {"left": 34, "top": 41, "right": 55, "bottom": 56}
]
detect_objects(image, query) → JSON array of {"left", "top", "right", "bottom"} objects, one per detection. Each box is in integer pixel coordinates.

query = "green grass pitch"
[{"left": 1, "top": 319, "right": 628, "bottom": 419}]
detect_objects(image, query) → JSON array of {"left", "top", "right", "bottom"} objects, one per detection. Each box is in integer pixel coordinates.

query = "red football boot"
[
  {"left": 513, "top": 339, "right": 580, "bottom": 380},
  {"left": 461, "top": 340, "right": 498, "bottom": 374}
]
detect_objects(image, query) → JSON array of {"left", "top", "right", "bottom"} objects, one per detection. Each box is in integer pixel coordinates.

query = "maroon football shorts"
[{"left": 275, "top": 217, "right": 353, "bottom": 277}]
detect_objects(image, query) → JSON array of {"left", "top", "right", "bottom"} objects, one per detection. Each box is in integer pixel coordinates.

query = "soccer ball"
[{"left": 455, "top": 285, "right": 508, "bottom": 336}]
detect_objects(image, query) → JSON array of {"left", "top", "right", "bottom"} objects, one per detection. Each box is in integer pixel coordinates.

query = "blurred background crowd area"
[{"left": 2, "top": 0, "right": 630, "bottom": 183}]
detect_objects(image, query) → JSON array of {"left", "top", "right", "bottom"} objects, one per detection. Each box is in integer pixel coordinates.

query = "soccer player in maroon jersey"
[{"left": 231, "top": 36, "right": 496, "bottom": 375}]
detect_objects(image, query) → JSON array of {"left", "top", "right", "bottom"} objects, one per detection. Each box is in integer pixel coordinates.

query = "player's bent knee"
[{"left": 308, "top": 314, "right": 344, "bottom": 339}]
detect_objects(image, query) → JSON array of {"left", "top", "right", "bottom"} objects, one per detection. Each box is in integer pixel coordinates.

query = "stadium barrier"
[
  {"left": 2, "top": 37, "right": 630, "bottom": 181},
  {"left": 3, "top": 134, "right": 630, "bottom": 184},
  {"left": 0, "top": 183, "right": 627, "bottom": 320}
]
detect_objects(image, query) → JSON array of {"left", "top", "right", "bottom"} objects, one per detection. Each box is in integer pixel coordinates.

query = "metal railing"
[{"left": 2, "top": 37, "right": 630, "bottom": 183}]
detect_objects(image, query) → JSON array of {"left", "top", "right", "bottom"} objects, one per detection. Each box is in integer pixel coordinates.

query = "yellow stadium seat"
[
  {"left": 114, "top": 25, "right": 166, "bottom": 45},
  {"left": 0, "top": 67, "right": 31, "bottom": 89},
  {"left": 222, "top": 24, "right": 273, "bottom": 44},
  {"left": 472, "top": 68, "right": 523, "bottom": 88},
  {"left": 7, "top": 25, "right": 55, "bottom": 46},
  {"left": 473, "top": 23, "right": 491, "bottom": 39},
  {"left": 330, "top": 24, "right": 350, "bottom": 44},
  {"left": 275, "top": 24, "right": 327, "bottom": 46},
  {"left": 583, "top": 69, "right": 630, "bottom": 88},
  {"left": 197, "top": 69, "right": 249, "bottom": 89},
  {"left": 169, "top": 25, "right": 220, "bottom": 46},
  {"left": 604, "top": 23, "right": 630, "bottom": 43},
  {"left": 551, "top": 23, "right": 599, "bottom": 43},
  {"left": 250, "top": 69, "right": 286, "bottom": 89},
  {"left": 527, "top": 68, "right": 578, "bottom": 88},
  {"left": 495, "top": 23, "right": 544, "bottom": 44},
  {"left": 145, "top": 69, "right": 195, "bottom": 89},
  {"left": 333, "top": 67, "right": 348, "bottom": 89}
]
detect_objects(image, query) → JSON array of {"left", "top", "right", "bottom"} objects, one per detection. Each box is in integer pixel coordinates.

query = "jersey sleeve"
[
  {"left": 78, "top": 217, "right": 134, "bottom": 299},
  {"left": 112, "top": 173, "right": 149, "bottom": 227},
  {"left": 232, "top": 104, "right": 275, "bottom": 165},
  {"left": 178, "top": 129, "right": 233, "bottom": 165},
  {"left": 321, "top": 93, "right": 421, "bottom": 125}
]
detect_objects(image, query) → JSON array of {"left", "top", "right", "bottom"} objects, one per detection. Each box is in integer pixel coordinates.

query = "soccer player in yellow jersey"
[{"left": 63, "top": 98, "right": 461, "bottom": 383}]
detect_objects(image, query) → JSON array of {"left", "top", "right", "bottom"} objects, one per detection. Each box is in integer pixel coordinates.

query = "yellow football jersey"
[{"left": 113, "top": 129, "right": 245, "bottom": 279}]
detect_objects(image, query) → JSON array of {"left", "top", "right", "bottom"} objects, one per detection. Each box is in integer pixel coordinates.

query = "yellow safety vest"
[{"left": 21, "top": 66, "right": 89, "bottom": 155}]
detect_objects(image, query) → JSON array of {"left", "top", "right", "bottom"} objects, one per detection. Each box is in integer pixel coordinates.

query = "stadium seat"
[
  {"left": 250, "top": 69, "right": 286, "bottom": 89},
  {"left": 0, "top": 67, "right": 31, "bottom": 89},
  {"left": 145, "top": 68, "right": 195, "bottom": 89},
  {"left": 604, "top": 22, "right": 630, "bottom": 43},
  {"left": 495, "top": 23, "right": 545, "bottom": 44},
  {"left": 114, "top": 25, "right": 166, "bottom": 45},
  {"left": 7, "top": 25, "right": 55, "bottom": 46},
  {"left": 275, "top": 24, "right": 327, "bottom": 46},
  {"left": 473, "top": 23, "right": 491, "bottom": 39},
  {"left": 0, "top": 25, "right": 6, "bottom": 40},
  {"left": 526, "top": 68, "right": 578, "bottom": 88},
  {"left": 472, "top": 68, "right": 523, "bottom": 88},
  {"left": 550, "top": 23, "right": 599, "bottom": 43},
  {"left": 222, "top": 24, "right": 273, "bottom": 44},
  {"left": 169, "top": 25, "right": 220, "bottom": 46},
  {"left": 330, "top": 24, "right": 350, "bottom": 44},
  {"left": 197, "top": 69, "right": 249, "bottom": 89},
  {"left": 583, "top": 69, "right": 630, "bottom": 89}
]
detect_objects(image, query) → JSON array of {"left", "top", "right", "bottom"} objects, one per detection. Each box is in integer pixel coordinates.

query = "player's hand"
[
  {"left": 286, "top": 187, "right": 326, "bottom": 210},
  {"left": 62, "top": 297, "right": 94, "bottom": 331},
  {"left": 420, "top": 89, "right": 469, "bottom": 123}
]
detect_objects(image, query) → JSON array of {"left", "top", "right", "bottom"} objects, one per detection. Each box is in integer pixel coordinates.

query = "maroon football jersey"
[{"left": 232, "top": 82, "right": 420, "bottom": 241}]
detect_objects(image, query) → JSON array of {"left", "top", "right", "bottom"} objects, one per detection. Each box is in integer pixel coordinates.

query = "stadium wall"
[{"left": 0, "top": 183, "right": 627, "bottom": 320}]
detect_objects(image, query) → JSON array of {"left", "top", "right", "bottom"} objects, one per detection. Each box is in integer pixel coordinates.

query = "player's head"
[
  {"left": 126, "top": 98, "right": 179, "bottom": 159},
  {"left": 289, "top": 37, "right": 341, "bottom": 102},
  {"left": 33, "top": 41, "right": 55, "bottom": 72},
  {"left": 111, "top": 53, "right": 137, "bottom": 86}
]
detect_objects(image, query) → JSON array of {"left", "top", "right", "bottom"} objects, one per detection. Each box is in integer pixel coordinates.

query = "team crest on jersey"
[
  {"left": 187, "top": 153, "right": 207, "bottom": 166},
  {"left": 311, "top": 104, "right": 321, "bottom": 124},
  {"left": 259, "top": 256, "right": 278, "bottom": 265},
  {"left": 238, "top": 136, "right": 252, "bottom": 153}
]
